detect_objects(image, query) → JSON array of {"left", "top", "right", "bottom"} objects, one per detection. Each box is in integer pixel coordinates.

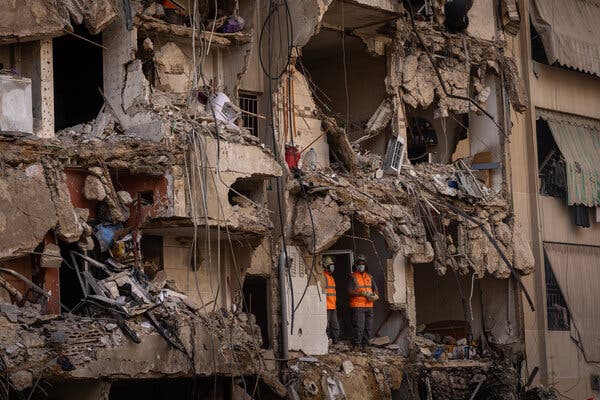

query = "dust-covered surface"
[
  {"left": 282, "top": 342, "right": 527, "bottom": 400},
  {"left": 292, "top": 162, "right": 534, "bottom": 279}
]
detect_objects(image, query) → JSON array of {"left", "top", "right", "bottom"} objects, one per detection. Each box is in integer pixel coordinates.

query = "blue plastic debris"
[{"left": 93, "top": 224, "right": 122, "bottom": 253}]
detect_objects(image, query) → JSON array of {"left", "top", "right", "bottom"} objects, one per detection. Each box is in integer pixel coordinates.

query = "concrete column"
[
  {"left": 405, "top": 262, "right": 417, "bottom": 341},
  {"left": 20, "top": 39, "right": 54, "bottom": 138},
  {"left": 38, "top": 39, "right": 54, "bottom": 138}
]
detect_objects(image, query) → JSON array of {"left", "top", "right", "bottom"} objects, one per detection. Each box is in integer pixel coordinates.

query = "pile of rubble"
[
  {"left": 292, "top": 161, "right": 534, "bottom": 280},
  {"left": 0, "top": 284, "right": 266, "bottom": 392},
  {"left": 393, "top": 19, "right": 528, "bottom": 116},
  {"left": 56, "top": 89, "right": 263, "bottom": 148},
  {"left": 283, "top": 348, "right": 405, "bottom": 399},
  {"left": 415, "top": 332, "right": 478, "bottom": 362}
]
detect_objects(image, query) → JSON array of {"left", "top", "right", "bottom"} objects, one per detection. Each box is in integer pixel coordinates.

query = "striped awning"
[
  {"left": 544, "top": 242, "right": 600, "bottom": 362},
  {"left": 530, "top": 0, "right": 600, "bottom": 76},
  {"left": 538, "top": 109, "right": 600, "bottom": 207}
]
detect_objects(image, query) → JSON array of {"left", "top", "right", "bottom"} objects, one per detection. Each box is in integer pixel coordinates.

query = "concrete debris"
[
  {"left": 341, "top": 360, "right": 354, "bottom": 376},
  {"left": 83, "top": 174, "right": 107, "bottom": 201},
  {"left": 396, "top": 23, "right": 528, "bottom": 115},
  {"left": 0, "top": 297, "right": 267, "bottom": 389},
  {"left": 369, "top": 336, "right": 391, "bottom": 347},
  {"left": 324, "top": 376, "right": 345, "bottom": 399},
  {"left": 0, "top": 163, "right": 80, "bottom": 259},
  {"left": 0, "top": 0, "right": 117, "bottom": 44},
  {"left": 284, "top": 349, "right": 405, "bottom": 399},
  {"left": 292, "top": 162, "right": 533, "bottom": 278},
  {"left": 9, "top": 370, "right": 33, "bottom": 391},
  {"left": 303, "top": 379, "right": 319, "bottom": 395},
  {"left": 299, "top": 357, "right": 319, "bottom": 363},
  {"left": 501, "top": 0, "right": 521, "bottom": 36},
  {"left": 293, "top": 196, "right": 351, "bottom": 254},
  {"left": 117, "top": 190, "right": 133, "bottom": 205},
  {"left": 360, "top": 98, "right": 395, "bottom": 141},
  {"left": 317, "top": 111, "right": 357, "bottom": 173},
  {"left": 40, "top": 243, "right": 62, "bottom": 269}
]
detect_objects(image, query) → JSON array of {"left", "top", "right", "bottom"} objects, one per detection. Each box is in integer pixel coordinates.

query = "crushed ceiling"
[{"left": 0, "top": 0, "right": 117, "bottom": 44}]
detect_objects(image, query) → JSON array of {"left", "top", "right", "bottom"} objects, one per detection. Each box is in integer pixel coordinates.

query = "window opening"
[
  {"left": 239, "top": 92, "right": 258, "bottom": 136},
  {"left": 53, "top": 25, "right": 103, "bottom": 130},
  {"left": 544, "top": 250, "right": 570, "bottom": 331},
  {"left": 530, "top": 22, "right": 549, "bottom": 64},
  {"left": 536, "top": 118, "right": 566, "bottom": 199},
  {"left": 242, "top": 276, "right": 270, "bottom": 348}
]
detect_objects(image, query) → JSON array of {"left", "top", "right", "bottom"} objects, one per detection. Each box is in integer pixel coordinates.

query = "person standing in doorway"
[
  {"left": 348, "top": 254, "right": 379, "bottom": 350},
  {"left": 323, "top": 256, "right": 340, "bottom": 344}
]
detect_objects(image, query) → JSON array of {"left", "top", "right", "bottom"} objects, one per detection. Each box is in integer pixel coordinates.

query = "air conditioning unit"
[
  {"left": 0, "top": 74, "right": 33, "bottom": 134},
  {"left": 383, "top": 134, "right": 406, "bottom": 175}
]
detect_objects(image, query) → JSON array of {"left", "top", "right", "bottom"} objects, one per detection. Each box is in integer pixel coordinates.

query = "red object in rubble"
[
  {"left": 162, "top": 0, "right": 180, "bottom": 9},
  {"left": 285, "top": 144, "right": 301, "bottom": 169}
]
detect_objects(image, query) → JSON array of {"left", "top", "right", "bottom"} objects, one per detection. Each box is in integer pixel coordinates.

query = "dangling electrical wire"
[
  {"left": 259, "top": 1, "right": 294, "bottom": 80},
  {"left": 259, "top": 0, "right": 299, "bottom": 335}
]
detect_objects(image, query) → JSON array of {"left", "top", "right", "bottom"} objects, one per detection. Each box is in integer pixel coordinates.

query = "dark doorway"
[
  {"left": 109, "top": 377, "right": 231, "bottom": 400},
  {"left": 242, "top": 276, "right": 270, "bottom": 348},
  {"left": 53, "top": 25, "right": 103, "bottom": 130},
  {"left": 58, "top": 242, "right": 86, "bottom": 311},
  {"left": 322, "top": 251, "right": 353, "bottom": 340},
  {"left": 325, "top": 226, "right": 404, "bottom": 343}
]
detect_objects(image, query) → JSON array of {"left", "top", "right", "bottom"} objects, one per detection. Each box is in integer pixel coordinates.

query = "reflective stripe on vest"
[
  {"left": 325, "top": 272, "right": 336, "bottom": 310},
  {"left": 349, "top": 271, "right": 374, "bottom": 308}
]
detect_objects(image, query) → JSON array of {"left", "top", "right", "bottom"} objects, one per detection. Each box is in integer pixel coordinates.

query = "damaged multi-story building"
[{"left": 0, "top": 0, "right": 596, "bottom": 399}]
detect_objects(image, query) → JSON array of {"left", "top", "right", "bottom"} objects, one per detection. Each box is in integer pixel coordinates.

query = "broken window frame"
[
  {"left": 383, "top": 134, "right": 406, "bottom": 173},
  {"left": 544, "top": 250, "right": 570, "bottom": 331},
  {"left": 536, "top": 118, "right": 566, "bottom": 199}
]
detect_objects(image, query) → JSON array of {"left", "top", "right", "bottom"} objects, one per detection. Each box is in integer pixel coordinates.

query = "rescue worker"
[
  {"left": 348, "top": 254, "right": 379, "bottom": 350},
  {"left": 323, "top": 256, "right": 340, "bottom": 344}
]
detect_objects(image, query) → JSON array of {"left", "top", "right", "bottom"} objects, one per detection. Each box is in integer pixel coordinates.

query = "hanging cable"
[
  {"left": 259, "top": 0, "right": 298, "bottom": 335},
  {"left": 259, "top": 1, "right": 294, "bottom": 80}
]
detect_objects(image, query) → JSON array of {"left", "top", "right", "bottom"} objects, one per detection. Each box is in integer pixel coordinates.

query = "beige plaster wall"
[
  {"left": 284, "top": 246, "right": 328, "bottom": 355},
  {"left": 289, "top": 70, "right": 330, "bottom": 168},
  {"left": 162, "top": 233, "right": 227, "bottom": 308},
  {"left": 540, "top": 196, "right": 600, "bottom": 245},
  {"left": 532, "top": 62, "right": 600, "bottom": 120},
  {"left": 510, "top": 3, "right": 600, "bottom": 397},
  {"left": 467, "top": 0, "right": 497, "bottom": 41}
]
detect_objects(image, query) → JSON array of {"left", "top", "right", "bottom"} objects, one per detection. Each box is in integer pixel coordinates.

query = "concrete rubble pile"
[
  {"left": 0, "top": 299, "right": 266, "bottom": 391},
  {"left": 56, "top": 88, "right": 262, "bottom": 147},
  {"left": 395, "top": 22, "right": 528, "bottom": 115},
  {"left": 292, "top": 162, "right": 534, "bottom": 279},
  {"left": 283, "top": 342, "right": 525, "bottom": 400}
]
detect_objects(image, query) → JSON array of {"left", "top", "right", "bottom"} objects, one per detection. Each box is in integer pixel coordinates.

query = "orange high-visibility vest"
[
  {"left": 324, "top": 272, "right": 336, "bottom": 310},
  {"left": 349, "top": 271, "right": 374, "bottom": 308}
]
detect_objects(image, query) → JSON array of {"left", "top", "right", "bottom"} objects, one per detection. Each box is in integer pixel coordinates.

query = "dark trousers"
[
  {"left": 326, "top": 309, "right": 340, "bottom": 342},
  {"left": 351, "top": 307, "right": 374, "bottom": 345}
]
